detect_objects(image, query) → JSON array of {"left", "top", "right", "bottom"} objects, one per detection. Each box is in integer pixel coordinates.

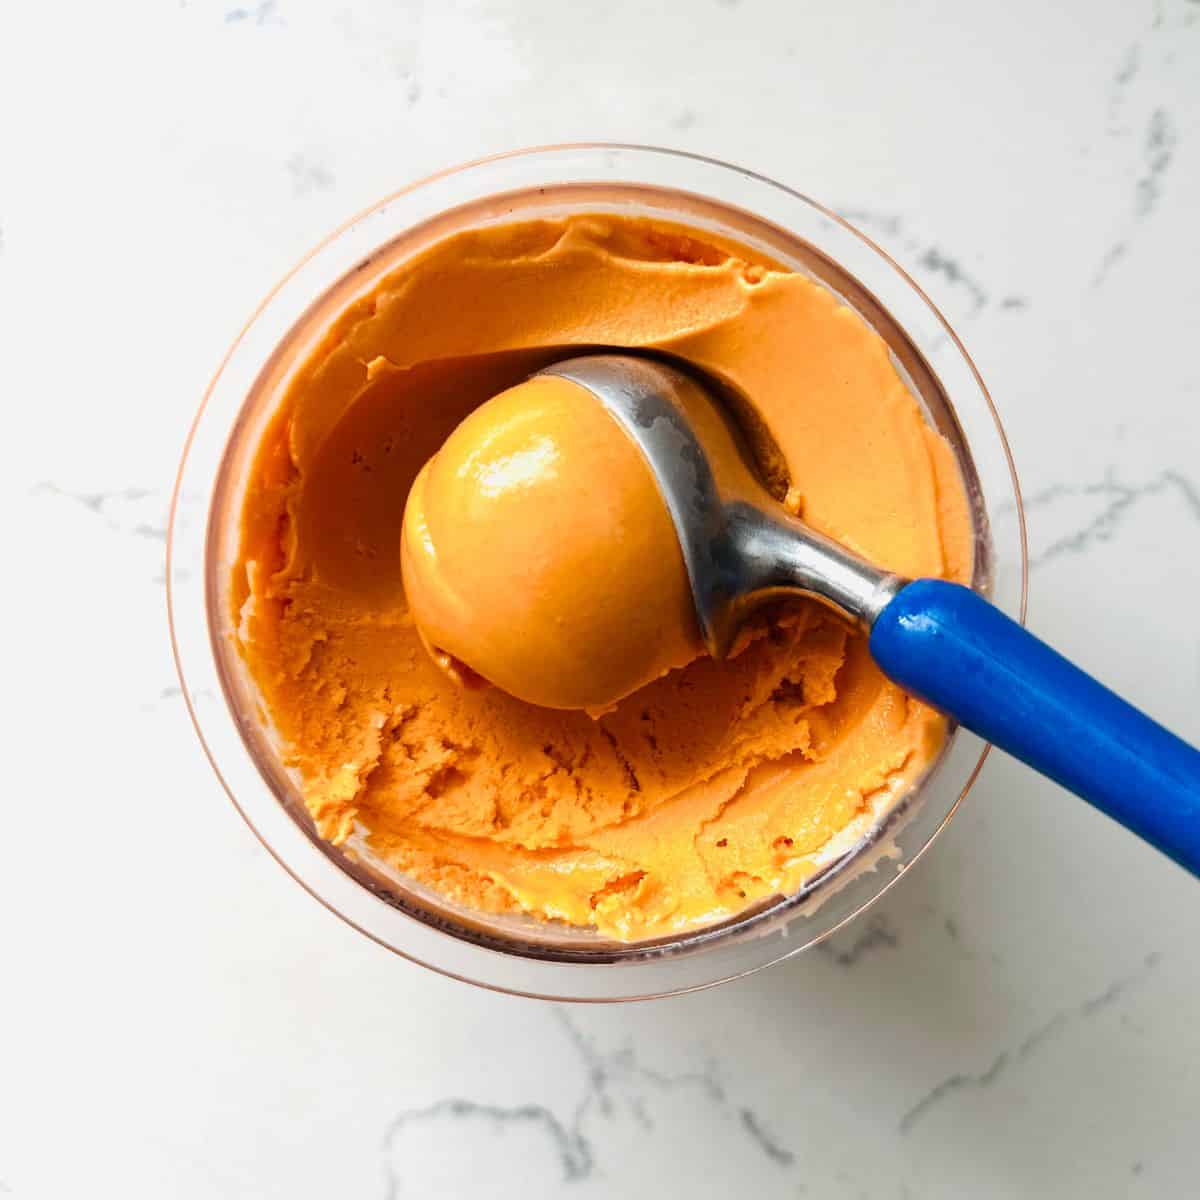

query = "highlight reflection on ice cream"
[{"left": 232, "top": 213, "right": 973, "bottom": 940}]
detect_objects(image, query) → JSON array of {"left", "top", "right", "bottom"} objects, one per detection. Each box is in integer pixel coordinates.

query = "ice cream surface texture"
[{"left": 232, "top": 212, "right": 973, "bottom": 940}]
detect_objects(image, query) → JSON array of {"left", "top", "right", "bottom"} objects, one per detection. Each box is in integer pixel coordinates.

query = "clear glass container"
[{"left": 168, "top": 144, "right": 1027, "bottom": 1000}]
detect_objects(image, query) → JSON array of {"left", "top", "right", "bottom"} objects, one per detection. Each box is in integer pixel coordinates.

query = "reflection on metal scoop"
[{"left": 538, "top": 353, "right": 1200, "bottom": 878}]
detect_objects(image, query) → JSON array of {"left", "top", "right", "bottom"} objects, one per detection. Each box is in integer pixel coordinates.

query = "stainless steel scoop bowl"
[{"left": 538, "top": 353, "right": 904, "bottom": 655}]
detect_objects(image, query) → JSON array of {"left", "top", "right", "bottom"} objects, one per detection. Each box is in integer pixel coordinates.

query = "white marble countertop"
[{"left": 3, "top": 1, "right": 1199, "bottom": 1196}]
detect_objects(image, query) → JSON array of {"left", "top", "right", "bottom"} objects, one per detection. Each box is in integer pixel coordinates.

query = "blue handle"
[{"left": 870, "top": 578, "right": 1200, "bottom": 875}]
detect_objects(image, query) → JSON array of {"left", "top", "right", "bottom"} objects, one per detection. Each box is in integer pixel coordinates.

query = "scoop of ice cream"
[{"left": 401, "top": 373, "right": 703, "bottom": 712}]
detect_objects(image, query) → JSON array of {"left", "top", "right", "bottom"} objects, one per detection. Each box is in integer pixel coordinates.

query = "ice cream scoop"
[
  {"left": 534, "top": 354, "right": 1200, "bottom": 876},
  {"left": 401, "top": 350, "right": 1200, "bottom": 875}
]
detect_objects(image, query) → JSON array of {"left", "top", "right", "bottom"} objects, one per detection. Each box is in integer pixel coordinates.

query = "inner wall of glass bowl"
[{"left": 207, "top": 182, "right": 992, "bottom": 962}]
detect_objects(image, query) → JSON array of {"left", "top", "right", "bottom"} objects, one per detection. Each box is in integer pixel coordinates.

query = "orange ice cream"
[
  {"left": 400, "top": 374, "right": 702, "bottom": 712},
  {"left": 231, "top": 212, "right": 973, "bottom": 940}
]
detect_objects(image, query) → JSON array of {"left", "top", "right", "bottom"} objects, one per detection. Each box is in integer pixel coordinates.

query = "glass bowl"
[{"left": 168, "top": 143, "right": 1027, "bottom": 1001}]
